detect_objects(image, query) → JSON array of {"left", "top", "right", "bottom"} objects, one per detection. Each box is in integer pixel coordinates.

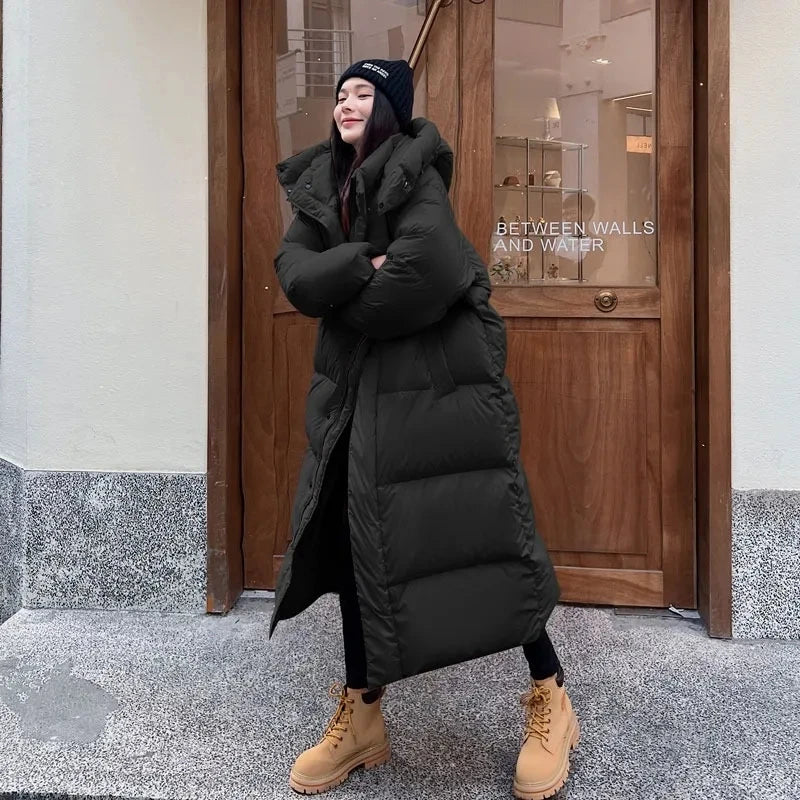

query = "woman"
[{"left": 269, "top": 58, "right": 580, "bottom": 800}]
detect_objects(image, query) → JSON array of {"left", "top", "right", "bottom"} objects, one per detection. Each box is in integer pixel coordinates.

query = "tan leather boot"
[
  {"left": 512, "top": 673, "right": 580, "bottom": 800},
  {"left": 289, "top": 681, "right": 390, "bottom": 794}
]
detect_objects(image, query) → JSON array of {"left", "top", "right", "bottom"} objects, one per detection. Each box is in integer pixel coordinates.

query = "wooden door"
[
  {"left": 241, "top": 0, "right": 439, "bottom": 591},
  {"left": 241, "top": 0, "right": 696, "bottom": 610},
  {"left": 425, "top": 0, "right": 695, "bottom": 608}
]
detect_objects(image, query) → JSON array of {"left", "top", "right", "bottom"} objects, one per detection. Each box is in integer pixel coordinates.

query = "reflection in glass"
[
  {"left": 492, "top": 0, "right": 657, "bottom": 287},
  {"left": 275, "top": 0, "right": 427, "bottom": 236}
]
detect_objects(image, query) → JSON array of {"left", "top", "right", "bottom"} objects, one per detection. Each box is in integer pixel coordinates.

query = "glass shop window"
[
  {"left": 274, "top": 0, "right": 428, "bottom": 237},
  {"left": 492, "top": 0, "right": 657, "bottom": 286}
]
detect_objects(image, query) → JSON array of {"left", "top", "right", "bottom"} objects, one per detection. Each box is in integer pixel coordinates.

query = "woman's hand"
[{"left": 371, "top": 254, "right": 387, "bottom": 270}]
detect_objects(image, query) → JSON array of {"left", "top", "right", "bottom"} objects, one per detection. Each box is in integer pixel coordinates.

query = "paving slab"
[{"left": 0, "top": 597, "right": 798, "bottom": 800}]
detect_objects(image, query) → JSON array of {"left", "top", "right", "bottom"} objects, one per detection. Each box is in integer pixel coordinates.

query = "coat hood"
[{"left": 275, "top": 117, "right": 454, "bottom": 217}]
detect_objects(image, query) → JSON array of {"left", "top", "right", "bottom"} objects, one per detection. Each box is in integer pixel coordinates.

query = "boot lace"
[
  {"left": 520, "top": 684, "right": 552, "bottom": 743},
  {"left": 321, "top": 681, "right": 355, "bottom": 748}
]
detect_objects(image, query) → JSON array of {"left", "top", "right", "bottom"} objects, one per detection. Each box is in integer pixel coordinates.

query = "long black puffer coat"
[{"left": 268, "top": 117, "right": 560, "bottom": 689}]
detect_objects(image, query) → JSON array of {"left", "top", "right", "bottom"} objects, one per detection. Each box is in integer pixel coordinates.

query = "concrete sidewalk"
[{"left": 0, "top": 596, "right": 798, "bottom": 800}]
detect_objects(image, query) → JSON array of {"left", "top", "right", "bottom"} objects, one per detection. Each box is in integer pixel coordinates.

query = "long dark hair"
[{"left": 331, "top": 86, "right": 410, "bottom": 237}]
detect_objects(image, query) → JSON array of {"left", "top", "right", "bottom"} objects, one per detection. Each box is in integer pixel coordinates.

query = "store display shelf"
[
  {"left": 496, "top": 136, "right": 588, "bottom": 151},
  {"left": 493, "top": 185, "right": 588, "bottom": 194},
  {"left": 492, "top": 133, "right": 589, "bottom": 284}
]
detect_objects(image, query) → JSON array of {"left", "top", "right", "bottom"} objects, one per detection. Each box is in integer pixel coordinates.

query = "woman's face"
[{"left": 334, "top": 77, "right": 375, "bottom": 146}]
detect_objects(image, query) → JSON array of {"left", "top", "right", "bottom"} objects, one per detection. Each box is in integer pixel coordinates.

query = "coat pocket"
[{"left": 421, "top": 323, "right": 457, "bottom": 398}]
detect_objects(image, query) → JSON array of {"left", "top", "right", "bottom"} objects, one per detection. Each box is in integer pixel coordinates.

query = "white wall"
[
  {"left": 0, "top": 2, "right": 31, "bottom": 466},
  {"left": 731, "top": 0, "right": 800, "bottom": 490},
  {"left": 0, "top": 0, "right": 208, "bottom": 473}
]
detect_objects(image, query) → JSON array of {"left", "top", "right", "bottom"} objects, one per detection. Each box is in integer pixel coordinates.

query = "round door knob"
[{"left": 594, "top": 290, "right": 618, "bottom": 312}]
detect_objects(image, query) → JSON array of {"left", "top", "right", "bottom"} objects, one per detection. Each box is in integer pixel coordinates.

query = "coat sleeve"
[
  {"left": 334, "top": 169, "right": 472, "bottom": 340},
  {"left": 274, "top": 210, "right": 380, "bottom": 318}
]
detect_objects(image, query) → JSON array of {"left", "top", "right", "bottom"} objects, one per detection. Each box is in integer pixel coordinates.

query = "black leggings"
[{"left": 331, "top": 419, "right": 562, "bottom": 689}]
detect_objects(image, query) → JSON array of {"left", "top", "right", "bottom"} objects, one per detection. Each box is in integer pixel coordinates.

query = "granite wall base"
[
  {"left": 732, "top": 489, "right": 800, "bottom": 639},
  {"left": 0, "top": 459, "right": 207, "bottom": 620},
  {"left": 0, "top": 459, "right": 25, "bottom": 624},
  {"left": 4, "top": 462, "right": 799, "bottom": 638}
]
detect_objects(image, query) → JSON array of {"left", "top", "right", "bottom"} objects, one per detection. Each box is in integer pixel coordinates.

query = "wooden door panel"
[
  {"left": 556, "top": 566, "right": 663, "bottom": 606},
  {"left": 270, "top": 315, "right": 317, "bottom": 582},
  {"left": 509, "top": 322, "right": 661, "bottom": 559}
]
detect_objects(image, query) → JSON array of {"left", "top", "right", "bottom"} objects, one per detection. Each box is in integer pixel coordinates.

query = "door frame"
[
  {"left": 206, "top": 0, "right": 733, "bottom": 637},
  {"left": 207, "top": 0, "right": 244, "bottom": 613},
  {"left": 693, "top": 0, "right": 732, "bottom": 637}
]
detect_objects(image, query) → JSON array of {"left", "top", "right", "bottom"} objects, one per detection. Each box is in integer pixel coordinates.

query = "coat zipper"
[
  {"left": 272, "top": 334, "right": 368, "bottom": 628},
  {"left": 284, "top": 199, "right": 370, "bottom": 535},
  {"left": 289, "top": 331, "right": 369, "bottom": 543},
  {"left": 273, "top": 194, "right": 371, "bottom": 628}
]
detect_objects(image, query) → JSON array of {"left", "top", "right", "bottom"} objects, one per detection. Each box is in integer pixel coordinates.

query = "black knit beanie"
[{"left": 335, "top": 59, "right": 414, "bottom": 129}]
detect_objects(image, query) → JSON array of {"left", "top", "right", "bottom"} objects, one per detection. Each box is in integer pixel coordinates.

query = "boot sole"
[
  {"left": 512, "top": 714, "right": 580, "bottom": 800},
  {"left": 289, "top": 740, "right": 391, "bottom": 794}
]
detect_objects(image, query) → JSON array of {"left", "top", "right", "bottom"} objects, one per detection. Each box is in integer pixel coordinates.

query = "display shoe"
[
  {"left": 289, "top": 681, "right": 390, "bottom": 794},
  {"left": 512, "top": 669, "right": 580, "bottom": 800}
]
